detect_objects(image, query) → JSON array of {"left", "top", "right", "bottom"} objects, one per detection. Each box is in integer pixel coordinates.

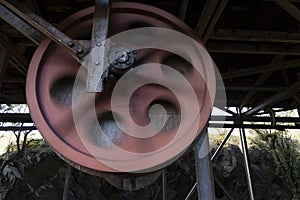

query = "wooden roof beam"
[
  {"left": 240, "top": 55, "right": 285, "bottom": 108},
  {"left": 0, "top": 49, "right": 9, "bottom": 92},
  {"left": 221, "top": 59, "right": 300, "bottom": 80},
  {"left": 243, "top": 80, "right": 300, "bottom": 116},
  {"left": 179, "top": 0, "right": 189, "bottom": 20},
  {"left": 207, "top": 42, "right": 300, "bottom": 55},
  {"left": 274, "top": 0, "right": 300, "bottom": 23},
  {"left": 210, "top": 29, "right": 300, "bottom": 43},
  {"left": 195, "top": 0, "right": 228, "bottom": 43},
  {"left": 0, "top": 32, "right": 29, "bottom": 71}
]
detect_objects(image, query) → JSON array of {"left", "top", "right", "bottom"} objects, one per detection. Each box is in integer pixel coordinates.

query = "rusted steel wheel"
[{"left": 26, "top": 2, "right": 215, "bottom": 175}]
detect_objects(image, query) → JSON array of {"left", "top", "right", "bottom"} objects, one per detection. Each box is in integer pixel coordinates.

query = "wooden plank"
[
  {"left": 202, "top": 0, "right": 228, "bottom": 43},
  {"left": 210, "top": 29, "right": 300, "bottom": 43},
  {"left": 225, "top": 86, "right": 285, "bottom": 92},
  {"left": 195, "top": 0, "right": 220, "bottom": 38},
  {"left": 207, "top": 42, "right": 300, "bottom": 55},
  {"left": 221, "top": 59, "right": 300, "bottom": 80}
]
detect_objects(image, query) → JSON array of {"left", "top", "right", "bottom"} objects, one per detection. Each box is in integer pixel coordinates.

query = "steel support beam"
[
  {"left": 194, "top": 129, "right": 215, "bottom": 200},
  {"left": 207, "top": 42, "right": 300, "bottom": 55},
  {"left": 274, "top": 0, "right": 300, "bottom": 23},
  {"left": 210, "top": 29, "right": 300, "bottom": 43},
  {"left": 0, "top": 113, "right": 32, "bottom": 123},
  {"left": 2, "top": 113, "right": 300, "bottom": 126},
  {"left": 0, "top": 126, "right": 36, "bottom": 131},
  {"left": 2, "top": 123, "right": 299, "bottom": 132},
  {"left": 0, "top": 0, "right": 89, "bottom": 61},
  {"left": 239, "top": 127, "right": 255, "bottom": 200},
  {"left": 211, "top": 115, "right": 300, "bottom": 123},
  {"left": 0, "top": 3, "right": 43, "bottom": 45},
  {"left": 221, "top": 59, "right": 300, "bottom": 80}
]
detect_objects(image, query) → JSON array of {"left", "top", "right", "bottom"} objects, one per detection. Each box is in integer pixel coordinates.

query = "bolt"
[
  {"left": 77, "top": 48, "right": 83, "bottom": 54},
  {"left": 67, "top": 42, "right": 74, "bottom": 47},
  {"left": 95, "top": 61, "right": 100, "bottom": 65},
  {"left": 96, "top": 42, "right": 101, "bottom": 47}
]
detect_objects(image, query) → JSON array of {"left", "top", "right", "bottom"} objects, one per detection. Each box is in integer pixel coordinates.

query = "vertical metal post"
[
  {"left": 63, "top": 165, "right": 72, "bottom": 200},
  {"left": 162, "top": 169, "right": 167, "bottom": 200},
  {"left": 237, "top": 107, "right": 255, "bottom": 200},
  {"left": 239, "top": 127, "right": 255, "bottom": 200},
  {"left": 194, "top": 128, "right": 215, "bottom": 200}
]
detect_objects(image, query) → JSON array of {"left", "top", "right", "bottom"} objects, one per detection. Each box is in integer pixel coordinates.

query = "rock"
[{"left": 213, "top": 144, "right": 293, "bottom": 200}]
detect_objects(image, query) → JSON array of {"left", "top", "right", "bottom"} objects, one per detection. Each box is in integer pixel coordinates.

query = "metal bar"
[
  {"left": 209, "top": 123, "right": 300, "bottom": 130},
  {"left": 185, "top": 183, "right": 197, "bottom": 200},
  {"left": 0, "top": 3, "right": 43, "bottom": 45},
  {"left": 179, "top": 0, "right": 189, "bottom": 20},
  {"left": 207, "top": 41, "right": 300, "bottom": 55},
  {"left": 195, "top": 0, "right": 220, "bottom": 38},
  {"left": 0, "top": 123, "right": 300, "bottom": 131},
  {"left": 86, "top": 0, "right": 110, "bottom": 92},
  {"left": 244, "top": 80, "right": 300, "bottom": 116},
  {"left": 162, "top": 169, "right": 167, "bottom": 200},
  {"left": 202, "top": 0, "right": 228, "bottom": 43},
  {"left": 211, "top": 116, "right": 300, "bottom": 123},
  {"left": 210, "top": 128, "right": 234, "bottom": 161},
  {"left": 238, "top": 112, "right": 255, "bottom": 200},
  {"left": 63, "top": 165, "right": 72, "bottom": 200},
  {"left": 274, "top": 0, "right": 300, "bottom": 23},
  {"left": 0, "top": 126, "right": 36, "bottom": 131},
  {"left": 0, "top": 113, "right": 32, "bottom": 123},
  {"left": 210, "top": 29, "right": 300, "bottom": 43},
  {"left": 214, "top": 177, "right": 235, "bottom": 200},
  {"left": 2, "top": 113, "right": 300, "bottom": 126},
  {"left": 0, "top": 0, "right": 88, "bottom": 61},
  {"left": 222, "top": 59, "right": 300, "bottom": 80},
  {"left": 194, "top": 129, "right": 215, "bottom": 200},
  {"left": 2, "top": 123, "right": 300, "bottom": 132}
]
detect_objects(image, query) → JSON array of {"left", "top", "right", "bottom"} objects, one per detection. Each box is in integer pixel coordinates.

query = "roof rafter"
[
  {"left": 274, "top": 0, "right": 300, "bottom": 23},
  {"left": 210, "top": 29, "right": 300, "bottom": 43}
]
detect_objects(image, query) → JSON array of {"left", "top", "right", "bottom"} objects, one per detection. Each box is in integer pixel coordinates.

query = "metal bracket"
[{"left": 86, "top": 0, "right": 110, "bottom": 92}]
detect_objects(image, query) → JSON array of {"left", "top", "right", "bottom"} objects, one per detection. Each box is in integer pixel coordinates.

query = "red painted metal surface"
[{"left": 26, "top": 3, "right": 214, "bottom": 174}]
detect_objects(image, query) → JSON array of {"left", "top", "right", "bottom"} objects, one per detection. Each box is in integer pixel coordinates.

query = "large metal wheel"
[{"left": 26, "top": 2, "right": 215, "bottom": 174}]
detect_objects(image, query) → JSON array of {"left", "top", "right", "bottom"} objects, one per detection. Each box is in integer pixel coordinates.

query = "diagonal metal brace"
[{"left": 0, "top": 0, "right": 90, "bottom": 61}]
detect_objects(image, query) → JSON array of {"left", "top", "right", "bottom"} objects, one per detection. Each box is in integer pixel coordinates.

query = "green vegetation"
[{"left": 251, "top": 129, "right": 300, "bottom": 199}]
